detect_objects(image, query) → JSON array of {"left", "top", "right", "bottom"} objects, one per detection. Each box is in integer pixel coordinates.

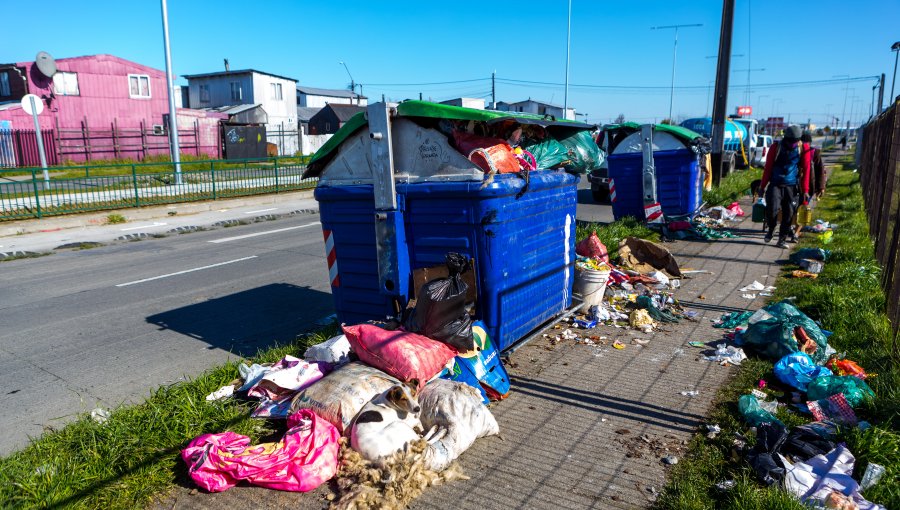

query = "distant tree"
[
  {"left": 660, "top": 118, "right": 673, "bottom": 125},
  {"left": 614, "top": 113, "right": 626, "bottom": 124}
]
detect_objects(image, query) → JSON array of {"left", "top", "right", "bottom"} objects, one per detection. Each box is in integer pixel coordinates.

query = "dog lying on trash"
[{"left": 350, "top": 379, "right": 444, "bottom": 462}]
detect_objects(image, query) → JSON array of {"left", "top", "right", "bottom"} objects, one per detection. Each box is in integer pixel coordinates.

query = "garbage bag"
[
  {"left": 781, "top": 423, "right": 837, "bottom": 461},
  {"left": 576, "top": 231, "right": 609, "bottom": 262},
  {"left": 452, "top": 131, "right": 520, "bottom": 174},
  {"left": 182, "top": 409, "right": 339, "bottom": 493},
  {"left": 789, "top": 248, "right": 831, "bottom": 265},
  {"left": 738, "top": 394, "right": 783, "bottom": 427},
  {"left": 418, "top": 379, "right": 500, "bottom": 471},
  {"left": 304, "top": 334, "right": 352, "bottom": 366},
  {"left": 746, "top": 422, "right": 788, "bottom": 485},
  {"left": 781, "top": 444, "right": 887, "bottom": 510},
  {"left": 635, "top": 295, "right": 679, "bottom": 323},
  {"left": 290, "top": 362, "right": 399, "bottom": 434},
  {"left": 556, "top": 130, "right": 605, "bottom": 173},
  {"left": 617, "top": 237, "right": 683, "bottom": 278},
  {"left": 524, "top": 137, "right": 570, "bottom": 169},
  {"left": 343, "top": 324, "right": 457, "bottom": 389},
  {"left": 825, "top": 357, "right": 869, "bottom": 379},
  {"left": 742, "top": 301, "right": 830, "bottom": 364},
  {"left": 406, "top": 253, "right": 476, "bottom": 352},
  {"left": 713, "top": 311, "right": 754, "bottom": 329},
  {"left": 806, "top": 375, "right": 875, "bottom": 407},
  {"left": 456, "top": 321, "right": 511, "bottom": 400},
  {"left": 774, "top": 352, "right": 833, "bottom": 392},
  {"left": 439, "top": 357, "right": 489, "bottom": 404}
]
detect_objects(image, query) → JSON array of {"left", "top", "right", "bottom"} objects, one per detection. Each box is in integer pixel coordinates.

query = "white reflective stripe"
[{"left": 324, "top": 230, "right": 335, "bottom": 254}]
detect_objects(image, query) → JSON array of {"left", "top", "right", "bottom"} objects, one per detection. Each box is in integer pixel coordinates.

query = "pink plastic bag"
[
  {"left": 575, "top": 232, "right": 609, "bottom": 262},
  {"left": 182, "top": 409, "right": 339, "bottom": 493},
  {"left": 343, "top": 324, "right": 457, "bottom": 388},
  {"left": 727, "top": 201, "right": 745, "bottom": 216}
]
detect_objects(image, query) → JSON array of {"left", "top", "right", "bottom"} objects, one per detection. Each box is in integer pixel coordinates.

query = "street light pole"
[
  {"left": 160, "top": 0, "right": 181, "bottom": 185},
  {"left": 653, "top": 23, "right": 703, "bottom": 123},
  {"left": 890, "top": 42, "right": 900, "bottom": 106},
  {"left": 564, "top": 0, "right": 572, "bottom": 117},
  {"left": 339, "top": 61, "right": 357, "bottom": 105}
]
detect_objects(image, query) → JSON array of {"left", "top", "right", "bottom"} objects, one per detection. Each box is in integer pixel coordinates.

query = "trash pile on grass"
[
  {"left": 703, "top": 300, "right": 886, "bottom": 508},
  {"left": 188, "top": 253, "right": 509, "bottom": 508}
]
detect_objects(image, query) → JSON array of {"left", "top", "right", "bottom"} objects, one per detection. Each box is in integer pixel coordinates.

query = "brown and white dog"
[{"left": 350, "top": 379, "right": 442, "bottom": 462}]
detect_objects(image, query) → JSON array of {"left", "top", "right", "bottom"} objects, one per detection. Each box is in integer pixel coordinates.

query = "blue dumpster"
[
  {"left": 608, "top": 149, "right": 702, "bottom": 219},
  {"left": 305, "top": 101, "right": 591, "bottom": 351},
  {"left": 317, "top": 172, "right": 577, "bottom": 351}
]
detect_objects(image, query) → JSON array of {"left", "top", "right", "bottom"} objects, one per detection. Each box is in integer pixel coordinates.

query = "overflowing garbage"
[
  {"left": 707, "top": 297, "right": 886, "bottom": 509},
  {"left": 184, "top": 252, "right": 508, "bottom": 504}
]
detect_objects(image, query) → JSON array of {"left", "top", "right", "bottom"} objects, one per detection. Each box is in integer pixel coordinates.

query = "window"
[
  {"left": 270, "top": 82, "right": 282, "bottom": 100},
  {"left": 128, "top": 74, "right": 151, "bottom": 98},
  {"left": 0, "top": 73, "right": 9, "bottom": 96},
  {"left": 52, "top": 72, "right": 79, "bottom": 96},
  {"left": 230, "top": 81, "right": 242, "bottom": 101},
  {"left": 199, "top": 84, "right": 210, "bottom": 103}
]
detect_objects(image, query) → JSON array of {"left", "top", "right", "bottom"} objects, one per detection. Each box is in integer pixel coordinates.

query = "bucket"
[
  {"left": 752, "top": 199, "right": 766, "bottom": 223},
  {"left": 575, "top": 267, "right": 611, "bottom": 312}
]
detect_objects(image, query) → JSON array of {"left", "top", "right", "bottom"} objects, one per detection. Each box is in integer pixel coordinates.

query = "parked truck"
[{"left": 679, "top": 117, "right": 760, "bottom": 172}]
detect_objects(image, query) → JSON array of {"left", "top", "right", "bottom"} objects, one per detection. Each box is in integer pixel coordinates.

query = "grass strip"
[
  {"left": 0, "top": 327, "right": 336, "bottom": 509},
  {"left": 655, "top": 155, "right": 900, "bottom": 509},
  {"left": 702, "top": 167, "right": 763, "bottom": 207}
]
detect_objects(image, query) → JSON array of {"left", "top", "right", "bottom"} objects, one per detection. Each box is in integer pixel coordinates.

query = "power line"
[
  {"left": 360, "top": 78, "right": 490, "bottom": 87},
  {"left": 496, "top": 75, "right": 879, "bottom": 91}
]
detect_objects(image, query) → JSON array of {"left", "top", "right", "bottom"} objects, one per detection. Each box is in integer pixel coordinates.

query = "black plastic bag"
[
  {"left": 746, "top": 423, "right": 788, "bottom": 486},
  {"left": 781, "top": 423, "right": 837, "bottom": 461},
  {"left": 406, "top": 253, "right": 475, "bottom": 352}
]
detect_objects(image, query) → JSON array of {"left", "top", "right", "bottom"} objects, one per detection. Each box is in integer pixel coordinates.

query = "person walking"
[
  {"left": 801, "top": 132, "right": 827, "bottom": 199},
  {"left": 759, "top": 125, "right": 811, "bottom": 248}
]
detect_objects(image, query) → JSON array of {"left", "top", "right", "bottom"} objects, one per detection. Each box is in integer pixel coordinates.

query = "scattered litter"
[
  {"left": 792, "top": 270, "right": 819, "bottom": 279},
  {"left": 781, "top": 445, "right": 886, "bottom": 510},
  {"left": 688, "top": 341, "right": 706, "bottom": 348},
  {"left": 661, "top": 455, "right": 679, "bottom": 465},
  {"left": 205, "top": 384, "right": 236, "bottom": 402},
  {"left": 632, "top": 338, "right": 650, "bottom": 346},
  {"left": 705, "top": 424, "right": 721, "bottom": 439},
  {"left": 799, "top": 259, "right": 825, "bottom": 274},
  {"left": 572, "top": 318, "right": 597, "bottom": 329},
  {"left": 807, "top": 394, "right": 858, "bottom": 426},
  {"left": 613, "top": 340, "right": 626, "bottom": 350},
  {"left": 680, "top": 390, "right": 699, "bottom": 397},
  {"left": 741, "top": 293, "right": 757, "bottom": 299},
  {"left": 715, "top": 480, "right": 736, "bottom": 491},
  {"left": 90, "top": 408, "right": 110, "bottom": 424},
  {"left": 704, "top": 344, "right": 747, "bottom": 365},
  {"left": 739, "top": 281, "right": 776, "bottom": 293},
  {"left": 860, "top": 463, "right": 886, "bottom": 491}
]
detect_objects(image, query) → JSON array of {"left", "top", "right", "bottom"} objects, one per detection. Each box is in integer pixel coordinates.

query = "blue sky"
[{"left": 4, "top": 0, "right": 897, "bottom": 126}]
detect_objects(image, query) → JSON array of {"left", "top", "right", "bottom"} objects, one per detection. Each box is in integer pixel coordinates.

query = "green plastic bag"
[
  {"left": 806, "top": 375, "right": 875, "bottom": 407},
  {"left": 714, "top": 311, "right": 754, "bottom": 329},
  {"left": 738, "top": 394, "right": 782, "bottom": 427},
  {"left": 524, "top": 138, "right": 570, "bottom": 169},
  {"left": 742, "top": 301, "right": 830, "bottom": 364},
  {"left": 556, "top": 131, "right": 604, "bottom": 173}
]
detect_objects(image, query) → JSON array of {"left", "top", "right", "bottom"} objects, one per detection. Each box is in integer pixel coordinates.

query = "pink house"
[{"left": 0, "top": 54, "right": 224, "bottom": 164}]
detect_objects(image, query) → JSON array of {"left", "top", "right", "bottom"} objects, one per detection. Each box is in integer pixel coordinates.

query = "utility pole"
[
  {"left": 710, "top": 0, "right": 734, "bottom": 186},
  {"left": 491, "top": 70, "right": 496, "bottom": 109},
  {"left": 891, "top": 42, "right": 900, "bottom": 105},
  {"left": 564, "top": 0, "right": 572, "bottom": 116},
  {"left": 160, "top": 0, "right": 181, "bottom": 185},
  {"left": 339, "top": 61, "right": 357, "bottom": 105},
  {"left": 653, "top": 23, "right": 703, "bottom": 123}
]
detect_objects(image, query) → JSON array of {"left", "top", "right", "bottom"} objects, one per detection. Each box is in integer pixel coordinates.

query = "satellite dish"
[{"left": 35, "top": 51, "right": 58, "bottom": 78}]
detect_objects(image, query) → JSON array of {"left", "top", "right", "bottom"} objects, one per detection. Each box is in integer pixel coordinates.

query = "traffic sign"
[{"left": 21, "top": 94, "right": 44, "bottom": 116}]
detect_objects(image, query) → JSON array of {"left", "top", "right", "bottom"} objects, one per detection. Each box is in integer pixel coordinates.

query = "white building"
[
  {"left": 440, "top": 98, "right": 485, "bottom": 110},
  {"left": 297, "top": 86, "right": 367, "bottom": 108},
  {"left": 495, "top": 98, "right": 575, "bottom": 120},
  {"left": 183, "top": 69, "right": 299, "bottom": 155}
]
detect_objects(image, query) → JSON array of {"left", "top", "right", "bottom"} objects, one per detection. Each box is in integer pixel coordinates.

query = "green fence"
[{"left": 0, "top": 157, "right": 317, "bottom": 221}]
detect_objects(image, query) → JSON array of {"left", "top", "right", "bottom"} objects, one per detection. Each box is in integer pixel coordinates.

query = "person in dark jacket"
[{"left": 759, "top": 125, "right": 811, "bottom": 248}]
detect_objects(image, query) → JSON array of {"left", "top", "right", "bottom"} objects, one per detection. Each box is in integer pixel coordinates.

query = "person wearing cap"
[{"left": 759, "top": 124, "right": 811, "bottom": 248}]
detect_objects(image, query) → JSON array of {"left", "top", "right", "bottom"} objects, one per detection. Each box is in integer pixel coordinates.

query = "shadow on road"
[{"left": 146, "top": 283, "right": 334, "bottom": 357}]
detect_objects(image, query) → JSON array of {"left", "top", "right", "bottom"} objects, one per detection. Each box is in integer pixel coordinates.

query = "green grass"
[
  {"left": 105, "top": 213, "right": 127, "bottom": 224},
  {"left": 575, "top": 215, "right": 659, "bottom": 253},
  {"left": 703, "top": 168, "right": 763, "bottom": 207},
  {"left": 655, "top": 155, "right": 900, "bottom": 510},
  {"left": 0, "top": 327, "right": 337, "bottom": 509}
]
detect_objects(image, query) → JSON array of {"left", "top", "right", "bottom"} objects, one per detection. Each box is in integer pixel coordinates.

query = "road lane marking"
[
  {"left": 208, "top": 222, "right": 320, "bottom": 244},
  {"left": 115, "top": 256, "right": 258, "bottom": 287},
  {"left": 244, "top": 208, "right": 278, "bottom": 214},
  {"left": 120, "top": 222, "right": 167, "bottom": 231}
]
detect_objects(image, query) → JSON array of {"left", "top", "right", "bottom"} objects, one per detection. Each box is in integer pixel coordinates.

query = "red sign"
[{"left": 736, "top": 106, "right": 753, "bottom": 116}]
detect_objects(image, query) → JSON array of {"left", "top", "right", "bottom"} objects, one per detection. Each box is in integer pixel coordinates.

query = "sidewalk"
[
  {"left": 0, "top": 189, "right": 316, "bottom": 255},
  {"left": 155, "top": 196, "right": 788, "bottom": 510}
]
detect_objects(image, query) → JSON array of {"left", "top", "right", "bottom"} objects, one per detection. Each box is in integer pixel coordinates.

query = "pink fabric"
[
  {"left": 343, "top": 324, "right": 457, "bottom": 388},
  {"left": 182, "top": 409, "right": 339, "bottom": 493},
  {"left": 246, "top": 356, "right": 328, "bottom": 401},
  {"left": 726, "top": 201, "right": 745, "bottom": 216},
  {"left": 667, "top": 221, "right": 693, "bottom": 231},
  {"left": 575, "top": 232, "right": 609, "bottom": 262}
]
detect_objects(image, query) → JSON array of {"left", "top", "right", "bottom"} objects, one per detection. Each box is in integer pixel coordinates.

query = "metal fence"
[
  {"left": 858, "top": 100, "right": 900, "bottom": 334},
  {"left": 0, "top": 157, "right": 316, "bottom": 221}
]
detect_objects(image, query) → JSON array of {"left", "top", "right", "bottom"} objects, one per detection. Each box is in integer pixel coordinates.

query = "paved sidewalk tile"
[{"left": 158, "top": 200, "right": 786, "bottom": 510}]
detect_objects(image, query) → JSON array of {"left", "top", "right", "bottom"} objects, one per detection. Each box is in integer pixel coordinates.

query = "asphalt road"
[{"left": 0, "top": 182, "right": 613, "bottom": 456}]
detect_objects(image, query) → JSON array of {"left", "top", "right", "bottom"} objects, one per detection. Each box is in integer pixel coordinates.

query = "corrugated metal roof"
[
  {"left": 199, "top": 104, "right": 262, "bottom": 115},
  {"left": 296, "top": 106, "right": 322, "bottom": 121},
  {"left": 296, "top": 85, "right": 366, "bottom": 99},
  {"left": 327, "top": 104, "right": 365, "bottom": 122},
  {"left": 182, "top": 69, "right": 297, "bottom": 83}
]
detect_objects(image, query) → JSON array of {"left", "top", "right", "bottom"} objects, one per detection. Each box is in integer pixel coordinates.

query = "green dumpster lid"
[
  {"left": 304, "top": 100, "right": 594, "bottom": 178},
  {"left": 604, "top": 122, "right": 704, "bottom": 143}
]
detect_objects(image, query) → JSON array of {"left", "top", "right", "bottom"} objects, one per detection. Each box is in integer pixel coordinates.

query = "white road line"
[
  {"left": 208, "top": 222, "right": 320, "bottom": 244},
  {"left": 120, "top": 222, "right": 167, "bottom": 231},
  {"left": 244, "top": 208, "right": 278, "bottom": 214},
  {"left": 115, "top": 256, "right": 258, "bottom": 287}
]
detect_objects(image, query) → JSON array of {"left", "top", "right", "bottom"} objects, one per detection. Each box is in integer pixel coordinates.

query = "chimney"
[{"left": 224, "top": 58, "right": 230, "bottom": 72}]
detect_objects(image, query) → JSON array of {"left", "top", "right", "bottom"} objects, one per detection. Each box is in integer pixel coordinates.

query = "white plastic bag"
[
  {"left": 418, "top": 379, "right": 499, "bottom": 471},
  {"left": 304, "top": 334, "right": 351, "bottom": 366}
]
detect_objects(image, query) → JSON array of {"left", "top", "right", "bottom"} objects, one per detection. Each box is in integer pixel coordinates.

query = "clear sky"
[{"left": 4, "top": 0, "right": 897, "bottom": 127}]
